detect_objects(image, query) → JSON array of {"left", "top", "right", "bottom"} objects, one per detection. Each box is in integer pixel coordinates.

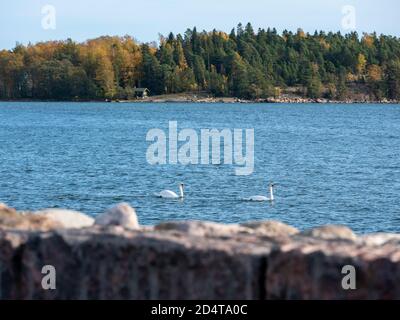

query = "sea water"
[{"left": 0, "top": 102, "right": 399, "bottom": 233}]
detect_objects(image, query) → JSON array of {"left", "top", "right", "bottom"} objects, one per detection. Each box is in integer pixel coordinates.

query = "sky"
[{"left": 0, "top": 0, "right": 399, "bottom": 49}]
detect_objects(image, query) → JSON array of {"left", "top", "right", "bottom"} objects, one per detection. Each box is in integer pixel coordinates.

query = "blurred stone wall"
[{"left": 1, "top": 223, "right": 399, "bottom": 300}]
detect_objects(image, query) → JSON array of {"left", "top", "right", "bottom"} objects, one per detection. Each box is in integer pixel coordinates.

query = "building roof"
[{"left": 133, "top": 88, "right": 150, "bottom": 92}]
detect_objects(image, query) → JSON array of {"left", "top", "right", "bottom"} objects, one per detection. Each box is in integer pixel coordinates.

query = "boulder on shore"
[
  {"left": 241, "top": 220, "right": 299, "bottom": 237},
  {"left": 299, "top": 225, "right": 357, "bottom": 241},
  {"left": 35, "top": 209, "right": 95, "bottom": 229},
  {"left": 359, "top": 233, "right": 400, "bottom": 246},
  {"left": 95, "top": 203, "right": 139, "bottom": 230},
  {"left": 154, "top": 220, "right": 250, "bottom": 237},
  {"left": 0, "top": 203, "right": 62, "bottom": 231}
]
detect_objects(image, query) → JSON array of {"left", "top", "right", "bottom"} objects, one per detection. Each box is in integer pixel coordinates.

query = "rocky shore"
[
  {"left": 116, "top": 97, "right": 400, "bottom": 104},
  {"left": 1, "top": 202, "right": 400, "bottom": 300},
  {"left": 111, "top": 93, "right": 400, "bottom": 104}
]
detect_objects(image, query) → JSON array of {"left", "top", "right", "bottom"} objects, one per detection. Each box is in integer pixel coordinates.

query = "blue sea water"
[{"left": 0, "top": 102, "right": 399, "bottom": 233}]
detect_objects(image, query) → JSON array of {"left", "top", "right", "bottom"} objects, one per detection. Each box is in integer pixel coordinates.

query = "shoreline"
[{"left": 1, "top": 97, "right": 399, "bottom": 104}]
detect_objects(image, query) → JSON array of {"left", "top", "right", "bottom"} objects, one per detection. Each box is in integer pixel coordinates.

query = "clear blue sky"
[{"left": 0, "top": 0, "right": 399, "bottom": 49}]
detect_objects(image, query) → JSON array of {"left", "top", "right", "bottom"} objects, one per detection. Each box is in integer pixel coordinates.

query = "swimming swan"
[
  {"left": 156, "top": 183, "right": 184, "bottom": 199},
  {"left": 244, "top": 182, "right": 275, "bottom": 202}
]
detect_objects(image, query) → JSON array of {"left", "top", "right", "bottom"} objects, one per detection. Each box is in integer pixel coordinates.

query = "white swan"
[
  {"left": 156, "top": 183, "right": 184, "bottom": 199},
  {"left": 244, "top": 182, "right": 275, "bottom": 202}
]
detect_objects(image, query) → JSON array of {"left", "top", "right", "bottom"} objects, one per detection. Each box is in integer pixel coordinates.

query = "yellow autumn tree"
[
  {"left": 356, "top": 53, "right": 367, "bottom": 76},
  {"left": 88, "top": 44, "right": 116, "bottom": 99},
  {"left": 110, "top": 36, "right": 142, "bottom": 89},
  {"left": 0, "top": 50, "right": 24, "bottom": 98},
  {"left": 362, "top": 33, "right": 375, "bottom": 48},
  {"left": 367, "top": 64, "right": 382, "bottom": 82},
  {"left": 296, "top": 28, "right": 306, "bottom": 38},
  {"left": 174, "top": 41, "right": 188, "bottom": 69}
]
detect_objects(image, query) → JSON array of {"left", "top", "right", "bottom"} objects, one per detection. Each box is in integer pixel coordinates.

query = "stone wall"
[{"left": 1, "top": 203, "right": 400, "bottom": 300}]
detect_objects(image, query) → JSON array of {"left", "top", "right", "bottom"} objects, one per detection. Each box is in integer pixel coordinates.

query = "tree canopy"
[{"left": 1, "top": 24, "right": 400, "bottom": 100}]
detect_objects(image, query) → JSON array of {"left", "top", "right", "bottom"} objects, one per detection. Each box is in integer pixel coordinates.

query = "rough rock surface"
[
  {"left": 266, "top": 239, "right": 400, "bottom": 299},
  {"left": 95, "top": 203, "right": 139, "bottom": 230},
  {"left": 155, "top": 221, "right": 251, "bottom": 237},
  {"left": 359, "top": 233, "right": 400, "bottom": 246},
  {"left": 241, "top": 220, "right": 299, "bottom": 237},
  {"left": 0, "top": 203, "right": 62, "bottom": 231},
  {"left": 36, "top": 209, "right": 94, "bottom": 229},
  {"left": 0, "top": 228, "right": 271, "bottom": 300},
  {"left": 0, "top": 203, "right": 400, "bottom": 300},
  {"left": 300, "top": 225, "right": 357, "bottom": 241}
]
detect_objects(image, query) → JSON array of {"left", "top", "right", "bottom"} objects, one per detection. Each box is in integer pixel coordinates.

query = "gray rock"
[
  {"left": 241, "top": 221, "right": 299, "bottom": 237},
  {"left": 0, "top": 203, "right": 17, "bottom": 217},
  {"left": 0, "top": 227, "right": 270, "bottom": 299},
  {"left": 266, "top": 239, "right": 400, "bottom": 300},
  {"left": 1, "top": 204, "right": 62, "bottom": 231},
  {"left": 359, "top": 233, "right": 400, "bottom": 246},
  {"left": 95, "top": 203, "right": 139, "bottom": 230},
  {"left": 0, "top": 203, "right": 14, "bottom": 212},
  {"left": 1, "top": 218, "right": 400, "bottom": 300},
  {"left": 300, "top": 225, "right": 357, "bottom": 241},
  {"left": 36, "top": 209, "right": 94, "bottom": 229},
  {"left": 155, "top": 220, "right": 249, "bottom": 237}
]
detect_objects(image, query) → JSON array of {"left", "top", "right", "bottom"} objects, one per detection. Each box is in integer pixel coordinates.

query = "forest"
[{"left": 0, "top": 23, "right": 400, "bottom": 101}]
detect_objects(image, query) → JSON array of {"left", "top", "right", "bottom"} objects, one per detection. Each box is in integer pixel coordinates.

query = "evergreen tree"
[{"left": 0, "top": 25, "right": 400, "bottom": 100}]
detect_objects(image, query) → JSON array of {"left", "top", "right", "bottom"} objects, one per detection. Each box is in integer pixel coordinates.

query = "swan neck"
[
  {"left": 269, "top": 185, "right": 274, "bottom": 201},
  {"left": 179, "top": 185, "right": 184, "bottom": 198}
]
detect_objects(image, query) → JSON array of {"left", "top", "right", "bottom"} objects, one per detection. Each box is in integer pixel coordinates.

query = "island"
[{"left": 1, "top": 24, "right": 399, "bottom": 104}]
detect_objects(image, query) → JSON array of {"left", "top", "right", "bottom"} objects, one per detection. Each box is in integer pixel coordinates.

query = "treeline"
[{"left": 1, "top": 23, "right": 400, "bottom": 100}]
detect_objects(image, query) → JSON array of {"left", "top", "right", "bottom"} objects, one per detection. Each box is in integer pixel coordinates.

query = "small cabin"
[{"left": 133, "top": 88, "right": 150, "bottom": 98}]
